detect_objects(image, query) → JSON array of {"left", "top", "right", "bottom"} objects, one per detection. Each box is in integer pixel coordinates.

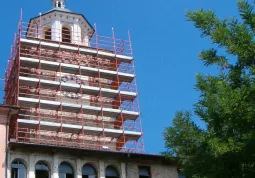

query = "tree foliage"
[{"left": 164, "top": 1, "right": 255, "bottom": 177}]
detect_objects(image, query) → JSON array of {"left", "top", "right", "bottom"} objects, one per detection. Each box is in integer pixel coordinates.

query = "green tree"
[{"left": 164, "top": 1, "right": 255, "bottom": 177}]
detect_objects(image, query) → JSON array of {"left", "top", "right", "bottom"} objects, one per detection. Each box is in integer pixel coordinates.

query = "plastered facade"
[{"left": 6, "top": 149, "right": 178, "bottom": 178}]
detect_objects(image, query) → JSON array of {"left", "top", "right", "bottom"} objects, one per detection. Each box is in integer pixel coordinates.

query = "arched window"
[
  {"left": 35, "top": 161, "right": 50, "bottom": 178},
  {"left": 43, "top": 27, "right": 51, "bottom": 40},
  {"left": 138, "top": 166, "right": 151, "bottom": 178},
  {"left": 62, "top": 25, "right": 71, "bottom": 43},
  {"left": 11, "top": 160, "right": 27, "bottom": 178},
  {"left": 105, "top": 166, "right": 119, "bottom": 178},
  {"left": 59, "top": 162, "right": 74, "bottom": 178},
  {"left": 82, "top": 164, "right": 97, "bottom": 178}
]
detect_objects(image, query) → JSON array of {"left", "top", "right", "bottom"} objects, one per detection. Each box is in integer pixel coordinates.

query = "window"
[
  {"left": 59, "top": 162, "right": 74, "bottom": 178},
  {"left": 82, "top": 164, "right": 97, "bottom": 178},
  {"left": 35, "top": 161, "right": 50, "bottom": 178},
  {"left": 105, "top": 166, "right": 119, "bottom": 178},
  {"left": 62, "top": 26, "right": 71, "bottom": 43},
  {"left": 138, "top": 166, "right": 151, "bottom": 178},
  {"left": 11, "top": 160, "right": 27, "bottom": 178},
  {"left": 44, "top": 27, "right": 51, "bottom": 40}
]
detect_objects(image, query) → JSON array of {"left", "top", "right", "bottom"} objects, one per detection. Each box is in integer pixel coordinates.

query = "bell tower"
[{"left": 5, "top": 0, "right": 144, "bottom": 160}]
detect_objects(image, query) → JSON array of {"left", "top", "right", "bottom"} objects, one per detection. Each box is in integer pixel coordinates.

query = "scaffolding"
[{"left": 5, "top": 12, "right": 144, "bottom": 153}]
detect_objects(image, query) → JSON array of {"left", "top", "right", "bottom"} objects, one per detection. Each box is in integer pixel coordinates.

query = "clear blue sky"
[{"left": 0, "top": 0, "right": 241, "bottom": 154}]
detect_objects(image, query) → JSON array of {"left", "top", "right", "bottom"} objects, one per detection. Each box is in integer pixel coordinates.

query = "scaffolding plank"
[
  {"left": 17, "top": 119, "right": 142, "bottom": 139},
  {"left": 20, "top": 57, "right": 134, "bottom": 82},
  {"left": 18, "top": 97, "right": 139, "bottom": 120},
  {"left": 20, "top": 39, "right": 134, "bottom": 63},
  {"left": 19, "top": 76, "right": 137, "bottom": 101}
]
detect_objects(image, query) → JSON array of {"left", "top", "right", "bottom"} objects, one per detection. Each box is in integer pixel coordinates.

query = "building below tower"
[{"left": 0, "top": 106, "right": 179, "bottom": 178}]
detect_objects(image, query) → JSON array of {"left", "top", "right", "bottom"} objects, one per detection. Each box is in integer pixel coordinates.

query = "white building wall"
[
  {"left": 76, "top": 159, "right": 82, "bottom": 178},
  {"left": 53, "top": 154, "right": 59, "bottom": 178},
  {"left": 52, "top": 20, "right": 60, "bottom": 41},
  {"left": 121, "top": 163, "right": 126, "bottom": 178},
  {"left": 99, "top": 160, "right": 105, "bottom": 178},
  {"left": 29, "top": 154, "right": 35, "bottom": 178},
  {"left": 72, "top": 20, "right": 82, "bottom": 44}
]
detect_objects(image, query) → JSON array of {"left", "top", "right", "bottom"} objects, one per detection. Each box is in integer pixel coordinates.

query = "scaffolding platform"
[
  {"left": 20, "top": 39, "right": 133, "bottom": 63},
  {"left": 19, "top": 76, "right": 137, "bottom": 101},
  {"left": 17, "top": 119, "right": 142, "bottom": 139},
  {"left": 20, "top": 57, "right": 135, "bottom": 83},
  {"left": 18, "top": 97, "right": 139, "bottom": 120}
]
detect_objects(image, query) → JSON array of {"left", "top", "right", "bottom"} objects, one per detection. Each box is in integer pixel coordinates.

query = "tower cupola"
[
  {"left": 52, "top": 0, "right": 66, "bottom": 9},
  {"left": 26, "top": 0, "right": 94, "bottom": 46}
]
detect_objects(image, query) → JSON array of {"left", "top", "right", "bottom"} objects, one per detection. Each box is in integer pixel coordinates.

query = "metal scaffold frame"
[{"left": 5, "top": 11, "right": 144, "bottom": 153}]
